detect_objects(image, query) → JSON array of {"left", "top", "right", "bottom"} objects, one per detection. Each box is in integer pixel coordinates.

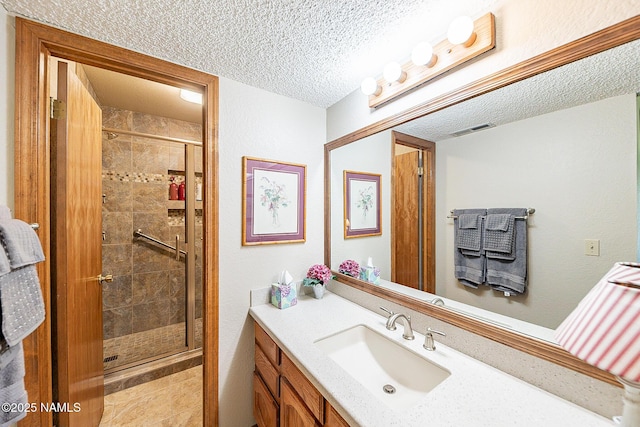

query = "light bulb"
[
  {"left": 411, "top": 42, "right": 437, "bottom": 67},
  {"left": 447, "top": 16, "right": 476, "bottom": 47},
  {"left": 383, "top": 62, "right": 406, "bottom": 83},
  {"left": 360, "top": 77, "right": 381, "bottom": 96},
  {"left": 180, "top": 89, "right": 203, "bottom": 104}
]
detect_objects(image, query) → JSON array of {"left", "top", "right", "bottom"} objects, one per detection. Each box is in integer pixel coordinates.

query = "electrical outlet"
[{"left": 584, "top": 239, "right": 600, "bottom": 256}]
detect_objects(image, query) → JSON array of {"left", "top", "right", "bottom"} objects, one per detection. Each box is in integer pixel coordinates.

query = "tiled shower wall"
[{"left": 101, "top": 105, "right": 203, "bottom": 351}]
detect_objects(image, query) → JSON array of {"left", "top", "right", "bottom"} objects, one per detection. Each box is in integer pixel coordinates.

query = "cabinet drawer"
[
  {"left": 281, "top": 353, "right": 324, "bottom": 423},
  {"left": 254, "top": 372, "right": 279, "bottom": 427},
  {"left": 255, "top": 343, "right": 279, "bottom": 399},
  {"left": 255, "top": 322, "right": 280, "bottom": 367}
]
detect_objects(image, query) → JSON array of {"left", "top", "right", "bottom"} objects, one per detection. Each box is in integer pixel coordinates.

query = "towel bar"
[{"left": 447, "top": 208, "right": 535, "bottom": 220}]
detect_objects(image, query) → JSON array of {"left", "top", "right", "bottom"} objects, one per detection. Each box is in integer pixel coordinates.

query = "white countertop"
[{"left": 249, "top": 291, "right": 614, "bottom": 427}]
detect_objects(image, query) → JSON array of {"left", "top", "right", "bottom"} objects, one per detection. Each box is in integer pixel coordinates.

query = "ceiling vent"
[{"left": 449, "top": 123, "right": 495, "bottom": 138}]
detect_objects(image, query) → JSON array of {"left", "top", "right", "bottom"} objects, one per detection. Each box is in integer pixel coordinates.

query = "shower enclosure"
[{"left": 100, "top": 105, "right": 203, "bottom": 382}]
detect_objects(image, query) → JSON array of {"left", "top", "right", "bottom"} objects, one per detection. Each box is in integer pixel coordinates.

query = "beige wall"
[{"left": 217, "top": 77, "right": 325, "bottom": 425}]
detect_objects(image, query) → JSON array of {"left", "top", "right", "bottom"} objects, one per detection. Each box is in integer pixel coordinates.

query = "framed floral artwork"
[
  {"left": 242, "top": 156, "right": 306, "bottom": 245},
  {"left": 343, "top": 170, "right": 382, "bottom": 238}
]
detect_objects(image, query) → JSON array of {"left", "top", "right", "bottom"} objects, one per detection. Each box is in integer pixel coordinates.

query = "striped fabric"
[{"left": 555, "top": 262, "right": 640, "bottom": 382}]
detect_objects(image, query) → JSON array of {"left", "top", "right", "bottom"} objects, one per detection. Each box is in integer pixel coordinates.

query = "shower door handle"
[
  {"left": 98, "top": 274, "right": 113, "bottom": 284},
  {"left": 175, "top": 235, "right": 180, "bottom": 260}
]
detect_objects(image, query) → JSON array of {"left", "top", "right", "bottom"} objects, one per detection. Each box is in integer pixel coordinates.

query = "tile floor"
[{"left": 99, "top": 365, "right": 202, "bottom": 426}]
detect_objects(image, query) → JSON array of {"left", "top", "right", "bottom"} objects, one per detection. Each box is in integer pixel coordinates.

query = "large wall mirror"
[{"left": 325, "top": 17, "right": 639, "bottom": 383}]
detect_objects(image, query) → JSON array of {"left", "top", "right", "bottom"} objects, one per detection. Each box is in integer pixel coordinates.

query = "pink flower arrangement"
[
  {"left": 339, "top": 259, "right": 360, "bottom": 278},
  {"left": 302, "top": 264, "right": 335, "bottom": 287}
]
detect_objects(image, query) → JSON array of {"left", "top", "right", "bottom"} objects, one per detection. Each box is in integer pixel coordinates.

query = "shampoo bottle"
[
  {"left": 178, "top": 180, "right": 186, "bottom": 200},
  {"left": 169, "top": 177, "right": 179, "bottom": 200}
]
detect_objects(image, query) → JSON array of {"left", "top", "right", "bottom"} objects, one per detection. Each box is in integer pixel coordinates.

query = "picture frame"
[
  {"left": 343, "top": 170, "right": 382, "bottom": 238},
  {"left": 242, "top": 156, "right": 306, "bottom": 245}
]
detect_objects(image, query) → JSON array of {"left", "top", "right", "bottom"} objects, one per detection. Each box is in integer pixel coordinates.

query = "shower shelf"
[{"left": 167, "top": 200, "right": 203, "bottom": 210}]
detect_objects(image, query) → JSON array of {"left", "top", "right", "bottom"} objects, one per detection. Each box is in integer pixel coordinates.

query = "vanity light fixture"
[
  {"left": 447, "top": 15, "right": 477, "bottom": 47},
  {"left": 411, "top": 42, "right": 437, "bottom": 67},
  {"left": 360, "top": 12, "right": 495, "bottom": 108},
  {"left": 383, "top": 62, "right": 407, "bottom": 84},
  {"left": 360, "top": 77, "right": 382, "bottom": 96},
  {"left": 180, "top": 88, "right": 203, "bottom": 105},
  {"left": 555, "top": 262, "right": 640, "bottom": 427}
]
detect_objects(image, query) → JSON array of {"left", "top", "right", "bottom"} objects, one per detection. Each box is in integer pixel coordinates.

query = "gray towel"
[
  {"left": 453, "top": 209, "right": 487, "bottom": 288},
  {"left": 0, "top": 219, "right": 45, "bottom": 269},
  {"left": 0, "top": 219, "right": 46, "bottom": 347},
  {"left": 485, "top": 208, "right": 528, "bottom": 294},
  {"left": 485, "top": 213, "right": 516, "bottom": 259},
  {"left": 0, "top": 266, "right": 46, "bottom": 347},
  {"left": 456, "top": 214, "right": 482, "bottom": 251},
  {"left": 0, "top": 247, "right": 8, "bottom": 277},
  {"left": 0, "top": 342, "right": 28, "bottom": 427}
]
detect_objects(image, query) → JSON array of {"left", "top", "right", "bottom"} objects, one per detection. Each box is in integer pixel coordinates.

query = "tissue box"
[
  {"left": 360, "top": 266, "right": 380, "bottom": 285},
  {"left": 270, "top": 283, "right": 298, "bottom": 309}
]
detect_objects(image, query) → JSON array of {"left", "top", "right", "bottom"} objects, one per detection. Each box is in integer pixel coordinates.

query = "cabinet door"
[
  {"left": 281, "top": 379, "right": 321, "bottom": 427},
  {"left": 325, "top": 402, "right": 350, "bottom": 427},
  {"left": 254, "top": 372, "right": 279, "bottom": 427}
]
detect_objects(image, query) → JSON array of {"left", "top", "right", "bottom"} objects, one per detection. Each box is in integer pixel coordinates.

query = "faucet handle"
[
  {"left": 379, "top": 306, "right": 394, "bottom": 316},
  {"left": 423, "top": 327, "right": 446, "bottom": 351}
]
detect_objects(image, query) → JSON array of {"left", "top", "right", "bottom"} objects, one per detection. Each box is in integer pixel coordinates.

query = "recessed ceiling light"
[{"left": 180, "top": 89, "right": 203, "bottom": 105}]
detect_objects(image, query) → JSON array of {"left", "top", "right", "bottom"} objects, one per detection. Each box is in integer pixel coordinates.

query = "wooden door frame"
[
  {"left": 13, "top": 18, "right": 219, "bottom": 426},
  {"left": 390, "top": 131, "right": 435, "bottom": 293}
]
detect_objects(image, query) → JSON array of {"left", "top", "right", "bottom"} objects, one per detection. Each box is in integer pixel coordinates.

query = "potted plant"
[{"left": 302, "top": 264, "right": 335, "bottom": 299}]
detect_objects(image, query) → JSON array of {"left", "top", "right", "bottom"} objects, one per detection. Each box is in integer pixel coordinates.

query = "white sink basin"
[{"left": 314, "top": 324, "right": 450, "bottom": 410}]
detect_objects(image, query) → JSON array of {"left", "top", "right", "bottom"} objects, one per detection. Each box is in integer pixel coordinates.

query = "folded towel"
[
  {"left": 0, "top": 339, "right": 21, "bottom": 369},
  {"left": 0, "top": 342, "right": 28, "bottom": 427},
  {"left": 484, "top": 213, "right": 516, "bottom": 259},
  {"left": 456, "top": 213, "right": 482, "bottom": 252},
  {"left": 0, "top": 219, "right": 45, "bottom": 269},
  {"left": 0, "top": 246, "right": 8, "bottom": 277},
  {"left": 0, "top": 265, "right": 46, "bottom": 347},
  {"left": 453, "top": 209, "right": 487, "bottom": 287},
  {"left": 485, "top": 208, "right": 528, "bottom": 294}
]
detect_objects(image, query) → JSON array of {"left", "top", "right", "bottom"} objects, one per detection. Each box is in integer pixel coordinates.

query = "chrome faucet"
[
  {"left": 380, "top": 307, "right": 415, "bottom": 340},
  {"left": 423, "top": 327, "right": 446, "bottom": 351},
  {"left": 430, "top": 297, "right": 445, "bottom": 307}
]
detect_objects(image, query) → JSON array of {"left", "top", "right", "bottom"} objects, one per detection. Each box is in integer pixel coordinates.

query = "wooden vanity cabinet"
[
  {"left": 254, "top": 323, "right": 281, "bottom": 427},
  {"left": 254, "top": 322, "right": 349, "bottom": 427},
  {"left": 325, "top": 402, "right": 350, "bottom": 427},
  {"left": 281, "top": 378, "right": 321, "bottom": 427}
]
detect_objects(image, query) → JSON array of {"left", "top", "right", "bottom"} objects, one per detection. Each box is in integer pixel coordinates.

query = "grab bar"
[{"left": 134, "top": 229, "right": 187, "bottom": 259}]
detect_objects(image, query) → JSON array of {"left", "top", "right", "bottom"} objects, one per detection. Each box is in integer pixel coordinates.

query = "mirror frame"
[
  {"left": 13, "top": 18, "right": 219, "bottom": 425},
  {"left": 325, "top": 15, "right": 640, "bottom": 387}
]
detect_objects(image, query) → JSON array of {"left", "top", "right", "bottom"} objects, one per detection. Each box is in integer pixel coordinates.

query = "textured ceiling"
[
  {"left": 1, "top": 0, "right": 500, "bottom": 108},
  {"left": 395, "top": 39, "right": 640, "bottom": 142}
]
